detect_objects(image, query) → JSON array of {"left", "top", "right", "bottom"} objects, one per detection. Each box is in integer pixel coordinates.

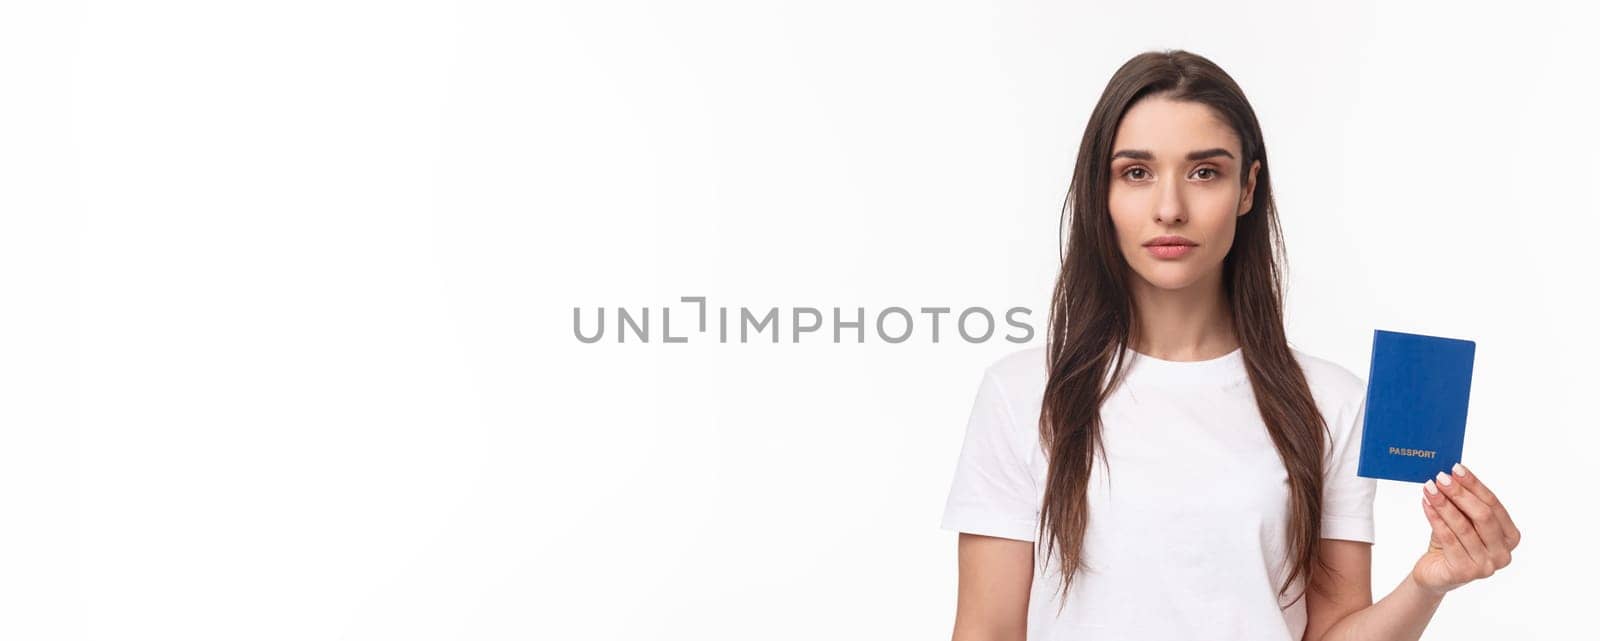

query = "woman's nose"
[{"left": 1155, "top": 181, "right": 1186, "bottom": 224}]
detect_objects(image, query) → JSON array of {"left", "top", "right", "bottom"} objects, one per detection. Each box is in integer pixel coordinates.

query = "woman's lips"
[{"left": 1146, "top": 244, "right": 1194, "bottom": 259}]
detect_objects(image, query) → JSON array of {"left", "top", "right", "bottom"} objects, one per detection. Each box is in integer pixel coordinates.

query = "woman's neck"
[{"left": 1126, "top": 271, "right": 1237, "bottom": 362}]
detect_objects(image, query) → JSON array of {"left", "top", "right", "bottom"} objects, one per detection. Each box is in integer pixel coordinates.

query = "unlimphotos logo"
[{"left": 574, "top": 296, "right": 1035, "bottom": 344}]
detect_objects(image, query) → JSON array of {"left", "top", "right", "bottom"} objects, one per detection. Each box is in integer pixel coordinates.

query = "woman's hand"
[{"left": 1410, "top": 463, "right": 1521, "bottom": 596}]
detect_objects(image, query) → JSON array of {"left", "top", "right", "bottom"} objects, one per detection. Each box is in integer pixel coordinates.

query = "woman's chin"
[{"left": 1132, "top": 267, "right": 1212, "bottom": 292}]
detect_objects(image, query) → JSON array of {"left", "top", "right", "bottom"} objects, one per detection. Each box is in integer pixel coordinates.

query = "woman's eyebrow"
[{"left": 1111, "top": 148, "right": 1235, "bottom": 161}]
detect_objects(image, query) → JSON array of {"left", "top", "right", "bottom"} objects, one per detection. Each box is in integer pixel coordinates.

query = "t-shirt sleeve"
[
  {"left": 939, "top": 369, "right": 1040, "bottom": 542},
  {"left": 1321, "top": 387, "right": 1377, "bottom": 543}
]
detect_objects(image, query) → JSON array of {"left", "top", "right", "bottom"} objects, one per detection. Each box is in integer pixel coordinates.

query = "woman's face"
[{"left": 1107, "top": 96, "right": 1261, "bottom": 293}]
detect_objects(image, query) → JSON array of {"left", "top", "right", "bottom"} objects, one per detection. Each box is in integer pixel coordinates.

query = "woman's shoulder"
[
  {"left": 1289, "top": 345, "right": 1368, "bottom": 411},
  {"left": 975, "top": 345, "right": 1050, "bottom": 405},
  {"left": 980, "top": 344, "right": 1050, "bottom": 384}
]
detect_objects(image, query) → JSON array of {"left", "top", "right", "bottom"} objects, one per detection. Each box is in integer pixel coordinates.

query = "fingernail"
[
  {"left": 1425, "top": 480, "right": 1439, "bottom": 495},
  {"left": 1436, "top": 471, "right": 1453, "bottom": 487},
  {"left": 1453, "top": 463, "right": 1467, "bottom": 477}
]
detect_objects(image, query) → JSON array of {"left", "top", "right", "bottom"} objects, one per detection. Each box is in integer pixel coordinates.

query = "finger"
[
  {"left": 1421, "top": 496, "right": 1476, "bottom": 572},
  {"left": 1433, "top": 470, "right": 1510, "bottom": 569},
  {"left": 1420, "top": 495, "right": 1457, "bottom": 550},
  {"left": 1425, "top": 479, "right": 1492, "bottom": 572},
  {"left": 1451, "top": 463, "right": 1522, "bottom": 549}
]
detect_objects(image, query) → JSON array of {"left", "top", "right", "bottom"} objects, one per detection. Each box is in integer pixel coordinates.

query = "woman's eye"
[{"left": 1122, "top": 167, "right": 1220, "bottom": 181}]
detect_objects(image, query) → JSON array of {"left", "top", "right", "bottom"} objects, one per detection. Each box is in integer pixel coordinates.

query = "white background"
[{"left": 2, "top": 1, "right": 1595, "bottom": 639}]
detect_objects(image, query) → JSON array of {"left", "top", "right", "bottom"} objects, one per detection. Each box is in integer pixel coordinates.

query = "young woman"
[{"left": 939, "top": 50, "right": 1520, "bottom": 641}]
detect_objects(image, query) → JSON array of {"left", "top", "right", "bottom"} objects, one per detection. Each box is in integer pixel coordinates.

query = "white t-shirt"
[{"left": 940, "top": 344, "right": 1375, "bottom": 640}]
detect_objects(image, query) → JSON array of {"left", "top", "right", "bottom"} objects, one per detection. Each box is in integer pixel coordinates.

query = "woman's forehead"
[{"left": 1112, "top": 98, "right": 1239, "bottom": 157}]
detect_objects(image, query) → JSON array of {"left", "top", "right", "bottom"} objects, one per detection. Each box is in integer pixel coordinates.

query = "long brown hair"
[{"left": 1035, "top": 49, "right": 1341, "bottom": 613}]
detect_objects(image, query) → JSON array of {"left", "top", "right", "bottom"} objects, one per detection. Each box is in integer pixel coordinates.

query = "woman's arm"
[
  {"left": 951, "top": 533, "right": 1032, "bottom": 641},
  {"left": 1306, "top": 464, "right": 1519, "bottom": 641},
  {"left": 1305, "top": 539, "right": 1444, "bottom": 641}
]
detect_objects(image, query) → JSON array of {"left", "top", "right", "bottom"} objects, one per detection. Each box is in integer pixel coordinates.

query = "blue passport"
[{"left": 1355, "top": 329, "right": 1477, "bottom": 483}]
